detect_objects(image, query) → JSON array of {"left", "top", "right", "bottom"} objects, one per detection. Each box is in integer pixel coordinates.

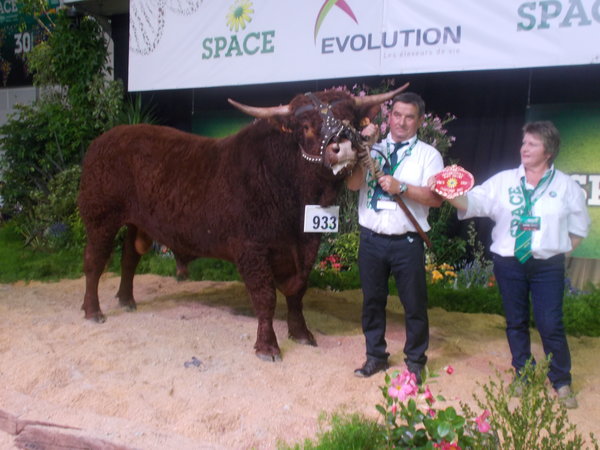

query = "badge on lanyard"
[
  {"left": 376, "top": 199, "right": 398, "bottom": 210},
  {"left": 518, "top": 215, "right": 541, "bottom": 231}
]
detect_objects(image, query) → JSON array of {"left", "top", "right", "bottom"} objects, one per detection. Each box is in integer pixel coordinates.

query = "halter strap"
[{"left": 297, "top": 92, "right": 349, "bottom": 164}]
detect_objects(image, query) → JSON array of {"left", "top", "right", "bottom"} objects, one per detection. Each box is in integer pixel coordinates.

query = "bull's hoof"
[
  {"left": 85, "top": 312, "right": 106, "bottom": 323},
  {"left": 255, "top": 351, "right": 282, "bottom": 362},
  {"left": 176, "top": 272, "right": 188, "bottom": 282},
  {"left": 290, "top": 335, "right": 318, "bottom": 347},
  {"left": 288, "top": 329, "right": 317, "bottom": 347},
  {"left": 117, "top": 295, "right": 137, "bottom": 311}
]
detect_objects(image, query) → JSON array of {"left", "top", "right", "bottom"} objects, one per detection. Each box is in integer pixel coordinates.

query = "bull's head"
[{"left": 228, "top": 82, "right": 409, "bottom": 176}]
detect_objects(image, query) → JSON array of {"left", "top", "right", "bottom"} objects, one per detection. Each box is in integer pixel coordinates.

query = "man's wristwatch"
[{"left": 398, "top": 182, "right": 408, "bottom": 195}]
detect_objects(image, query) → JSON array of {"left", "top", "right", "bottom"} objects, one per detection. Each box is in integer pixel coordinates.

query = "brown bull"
[{"left": 77, "top": 83, "right": 408, "bottom": 361}]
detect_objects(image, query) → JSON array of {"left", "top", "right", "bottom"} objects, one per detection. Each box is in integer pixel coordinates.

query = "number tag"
[
  {"left": 518, "top": 215, "right": 541, "bottom": 231},
  {"left": 304, "top": 205, "right": 339, "bottom": 233}
]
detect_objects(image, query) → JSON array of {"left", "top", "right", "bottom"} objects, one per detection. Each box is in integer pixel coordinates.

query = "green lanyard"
[
  {"left": 386, "top": 138, "right": 418, "bottom": 174},
  {"left": 519, "top": 168, "right": 555, "bottom": 214}
]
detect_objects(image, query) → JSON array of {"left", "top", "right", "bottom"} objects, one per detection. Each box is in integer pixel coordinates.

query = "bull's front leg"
[
  {"left": 278, "top": 275, "right": 316, "bottom": 346},
  {"left": 236, "top": 249, "right": 282, "bottom": 361},
  {"left": 277, "top": 240, "right": 320, "bottom": 346},
  {"left": 254, "top": 299, "right": 281, "bottom": 362},
  {"left": 285, "top": 289, "right": 316, "bottom": 346}
]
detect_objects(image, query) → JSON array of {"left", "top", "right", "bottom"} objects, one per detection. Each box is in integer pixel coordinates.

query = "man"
[{"left": 346, "top": 92, "right": 443, "bottom": 382}]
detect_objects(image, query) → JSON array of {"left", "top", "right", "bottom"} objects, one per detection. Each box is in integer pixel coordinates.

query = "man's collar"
[{"left": 387, "top": 134, "right": 418, "bottom": 146}]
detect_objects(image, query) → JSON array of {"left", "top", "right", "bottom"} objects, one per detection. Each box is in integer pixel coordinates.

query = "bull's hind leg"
[
  {"left": 82, "top": 225, "right": 120, "bottom": 323},
  {"left": 115, "top": 224, "right": 145, "bottom": 311}
]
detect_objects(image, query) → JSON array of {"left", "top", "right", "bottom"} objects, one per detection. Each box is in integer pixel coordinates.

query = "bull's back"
[{"left": 78, "top": 124, "right": 224, "bottom": 239}]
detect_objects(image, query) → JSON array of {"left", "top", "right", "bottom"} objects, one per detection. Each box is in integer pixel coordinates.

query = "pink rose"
[
  {"left": 475, "top": 410, "right": 491, "bottom": 433},
  {"left": 423, "top": 386, "right": 435, "bottom": 405},
  {"left": 387, "top": 370, "right": 418, "bottom": 401}
]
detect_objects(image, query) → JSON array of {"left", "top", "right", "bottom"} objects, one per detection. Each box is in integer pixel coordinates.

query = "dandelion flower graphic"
[{"left": 227, "top": 0, "right": 254, "bottom": 32}]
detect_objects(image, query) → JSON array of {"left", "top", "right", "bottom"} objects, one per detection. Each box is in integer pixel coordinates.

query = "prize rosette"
[{"left": 434, "top": 165, "right": 474, "bottom": 199}]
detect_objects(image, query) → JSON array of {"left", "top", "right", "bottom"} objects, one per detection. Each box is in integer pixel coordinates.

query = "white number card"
[{"left": 304, "top": 205, "right": 339, "bottom": 233}]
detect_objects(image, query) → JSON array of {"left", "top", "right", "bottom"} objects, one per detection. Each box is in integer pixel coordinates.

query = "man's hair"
[
  {"left": 522, "top": 121, "right": 561, "bottom": 164},
  {"left": 391, "top": 92, "right": 426, "bottom": 117}
]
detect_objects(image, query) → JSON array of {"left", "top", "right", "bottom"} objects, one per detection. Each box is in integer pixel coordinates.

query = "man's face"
[{"left": 388, "top": 101, "right": 423, "bottom": 143}]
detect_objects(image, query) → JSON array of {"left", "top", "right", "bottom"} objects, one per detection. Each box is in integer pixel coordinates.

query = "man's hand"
[
  {"left": 378, "top": 175, "right": 401, "bottom": 194},
  {"left": 360, "top": 121, "right": 379, "bottom": 148}
]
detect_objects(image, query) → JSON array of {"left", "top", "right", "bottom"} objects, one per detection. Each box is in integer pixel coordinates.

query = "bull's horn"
[
  {"left": 353, "top": 82, "right": 410, "bottom": 107},
  {"left": 228, "top": 98, "right": 291, "bottom": 118}
]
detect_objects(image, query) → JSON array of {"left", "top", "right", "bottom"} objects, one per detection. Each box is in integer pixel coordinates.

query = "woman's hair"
[{"left": 522, "top": 121, "right": 561, "bottom": 164}]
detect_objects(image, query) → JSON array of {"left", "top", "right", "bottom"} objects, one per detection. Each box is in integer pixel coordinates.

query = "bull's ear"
[
  {"left": 362, "top": 104, "right": 383, "bottom": 122},
  {"left": 267, "top": 116, "right": 293, "bottom": 134}
]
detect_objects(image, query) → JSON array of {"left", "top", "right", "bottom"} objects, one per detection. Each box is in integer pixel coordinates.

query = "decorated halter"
[{"left": 295, "top": 92, "right": 353, "bottom": 164}]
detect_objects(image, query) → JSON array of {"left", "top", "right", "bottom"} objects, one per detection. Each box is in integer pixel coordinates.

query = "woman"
[{"left": 436, "top": 121, "right": 590, "bottom": 409}]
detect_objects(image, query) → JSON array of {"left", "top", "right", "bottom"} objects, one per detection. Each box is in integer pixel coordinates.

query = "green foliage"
[
  {"left": 184, "top": 258, "right": 241, "bottom": 281},
  {"left": 0, "top": 100, "right": 88, "bottom": 212},
  {"left": 279, "top": 413, "right": 384, "bottom": 450},
  {"left": 14, "top": 165, "right": 84, "bottom": 249},
  {"left": 119, "top": 94, "right": 159, "bottom": 125},
  {"left": 332, "top": 231, "right": 359, "bottom": 267},
  {"left": 454, "top": 259, "right": 495, "bottom": 290},
  {"left": 427, "top": 284, "right": 504, "bottom": 316},
  {"left": 471, "top": 358, "right": 598, "bottom": 449},
  {"left": 283, "top": 364, "right": 597, "bottom": 450},
  {"left": 16, "top": 0, "right": 56, "bottom": 34},
  {"left": 427, "top": 202, "right": 467, "bottom": 267},
  {"left": 312, "top": 230, "right": 361, "bottom": 291},
  {"left": 376, "top": 369, "right": 494, "bottom": 449},
  {"left": 337, "top": 187, "right": 359, "bottom": 234},
  {"left": 123, "top": 251, "right": 241, "bottom": 282},
  {"left": 418, "top": 112, "right": 457, "bottom": 159},
  {"left": 0, "top": 222, "right": 83, "bottom": 282},
  {"left": 1, "top": 4, "right": 125, "bottom": 248},
  {"left": 309, "top": 265, "right": 360, "bottom": 291},
  {"left": 453, "top": 222, "right": 495, "bottom": 288},
  {"left": 87, "top": 74, "right": 126, "bottom": 129},
  {"left": 562, "top": 291, "right": 600, "bottom": 337},
  {"left": 26, "top": 12, "right": 109, "bottom": 99}
]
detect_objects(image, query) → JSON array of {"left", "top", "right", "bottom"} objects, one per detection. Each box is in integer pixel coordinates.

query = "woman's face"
[{"left": 520, "top": 132, "right": 551, "bottom": 169}]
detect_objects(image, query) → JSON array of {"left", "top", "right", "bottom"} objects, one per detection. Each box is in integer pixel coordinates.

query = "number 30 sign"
[{"left": 303, "top": 205, "right": 339, "bottom": 233}]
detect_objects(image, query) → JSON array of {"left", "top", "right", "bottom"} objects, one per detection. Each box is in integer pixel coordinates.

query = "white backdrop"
[{"left": 128, "top": 0, "right": 600, "bottom": 91}]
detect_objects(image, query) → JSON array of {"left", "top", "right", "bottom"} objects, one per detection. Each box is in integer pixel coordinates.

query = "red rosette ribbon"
[{"left": 434, "top": 165, "right": 474, "bottom": 199}]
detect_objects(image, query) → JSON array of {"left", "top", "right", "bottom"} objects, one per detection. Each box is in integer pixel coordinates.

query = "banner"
[
  {"left": 128, "top": 0, "right": 600, "bottom": 91},
  {"left": 527, "top": 103, "right": 600, "bottom": 259}
]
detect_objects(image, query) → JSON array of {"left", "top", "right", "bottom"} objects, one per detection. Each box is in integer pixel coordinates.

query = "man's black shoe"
[
  {"left": 354, "top": 359, "right": 389, "bottom": 378},
  {"left": 407, "top": 364, "right": 423, "bottom": 385}
]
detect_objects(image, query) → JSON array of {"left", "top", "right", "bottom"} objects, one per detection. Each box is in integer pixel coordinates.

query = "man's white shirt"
[{"left": 358, "top": 135, "right": 444, "bottom": 235}]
